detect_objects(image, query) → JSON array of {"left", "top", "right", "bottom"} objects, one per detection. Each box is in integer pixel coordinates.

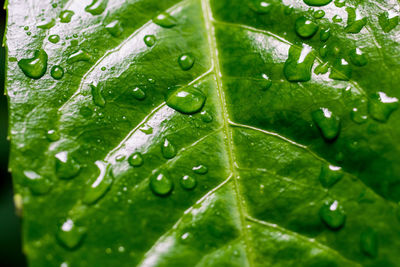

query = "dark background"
[{"left": 0, "top": 0, "right": 27, "bottom": 266}]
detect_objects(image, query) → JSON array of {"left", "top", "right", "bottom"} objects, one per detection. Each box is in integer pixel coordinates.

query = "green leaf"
[{"left": 6, "top": 0, "right": 400, "bottom": 266}]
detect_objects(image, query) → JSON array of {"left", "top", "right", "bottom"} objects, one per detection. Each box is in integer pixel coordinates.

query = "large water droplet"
[
  {"left": 67, "top": 50, "right": 92, "bottom": 64},
  {"left": 83, "top": 161, "right": 113, "bottom": 205},
  {"left": 319, "top": 200, "right": 346, "bottom": 229},
  {"left": 193, "top": 165, "right": 208, "bottom": 174},
  {"left": 345, "top": 7, "right": 367, "bottom": 33},
  {"left": 153, "top": 12, "right": 177, "bottom": 28},
  {"left": 18, "top": 49, "right": 48, "bottom": 79},
  {"left": 90, "top": 83, "right": 105, "bottom": 107},
  {"left": 59, "top": 10, "right": 75, "bottom": 23},
  {"left": 105, "top": 20, "right": 123, "bottom": 37},
  {"left": 303, "top": 0, "right": 332, "bottom": 6},
  {"left": 150, "top": 173, "right": 173, "bottom": 196},
  {"left": 312, "top": 108, "right": 341, "bottom": 140},
  {"left": 132, "top": 87, "right": 146, "bottom": 100},
  {"left": 23, "top": 170, "right": 52, "bottom": 195},
  {"left": 57, "top": 218, "right": 86, "bottom": 249},
  {"left": 161, "top": 138, "right": 176, "bottom": 159},
  {"left": 295, "top": 17, "right": 319, "bottom": 38},
  {"left": 180, "top": 175, "right": 197, "bottom": 190},
  {"left": 360, "top": 228, "right": 378, "bottom": 257},
  {"left": 368, "top": 92, "right": 399, "bottom": 122},
  {"left": 349, "top": 48, "right": 368, "bottom": 66},
  {"left": 51, "top": 65, "right": 64, "bottom": 80},
  {"left": 329, "top": 58, "right": 352, "bottom": 80},
  {"left": 49, "top": 35, "right": 60, "bottom": 44},
  {"left": 144, "top": 35, "right": 156, "bottom": 47},
  {"left": 319, "top": 164, "right": 343, "bottom": 188},
  {"left": 178, "top": 53, "right": 195, "bottom": 71},
  {"left": 85, "top": 0, "right": 108, "bottom": 15},
  {"left": 249, "top": 0, "right": 272, "bottom": 14},
  {"left": 378, "top": 11, "right": 399, "bottom": 33},
  {"left": 166, "top": 86, "right": 206, "bottom": 114},
  {"left": 284, "top": 44, "right": 315, "bottom": 82},
  {"left": 128, "top": 152, "right": 144, "bottom": 167},
  {"left": 55, "top": 151, "right": 81, "bottom": 179}
]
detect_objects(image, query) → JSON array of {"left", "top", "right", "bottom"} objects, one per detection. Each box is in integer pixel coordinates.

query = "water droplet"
[
  {"left": 334, "top": 0, "right": 345, "bottom": 7},
  {"left": 345, "top": 7, "right": 367, "bottom": 33},
  {"left": 105, "top": 20, "right": 123, "bottom": 37},
  {"left": 319, "top": 44, "right": 328, "bottom": 58},
  {"left": 150, "top": 173, "right": 173, "bottom": 196},
  {"left": 132, "top": 87, "right": 146, "bottom": 100},
  {"left": 312, "top": 108, "right": 341, "bottom": 140},
  {"left": 178, "top": 53, "right": 195, "bottom": 71},
  {"left": 23, "top": 170, "right": 52, "bottom": 195},
  {"left": 319, "top": 200, "right": 346, "bottom": 229},
  {"left": 47, "top": 129, "right": 60, "bottom": 141},
  {"left": 332, "top": 15, "right": 342, "bottom": 23},
  {"left": 153, "top": 12, "right": 177, "bottom": 28},
  {"left": 351, "top": 107, "right": 368, "bottom": 124},
  {"left": 59, "top": 10, "right": 75, "bottom": 23},
  {"left": 192, "top": 165, "right": 208, "bottom": 174},
  {"left": 38, "top": 19, "right": 55, "bottom": 29},
  {"left": 57, "top": 218, "right": 86, "bottom": 249},
  {"left": 368, "top": 92, "right": 399, "bottom": 122},
  {"left": 90, "top": 84, "right": 105, "bottom": 107},
  {"left": 161, "top": 138, "right": 176, "bottom": 159},
  {"left": 284, "top": 5, "right": 294, "bottom": 15},
  {"left": 200, "top": 110, "right": 213, "bottom": 123},
  {"left": 314, "top": 62, "right": 329, "bottom": 74},
  {"left": 18, "top": 49, "right": 48, "bottom": 79},
  {"left": 360, "top": 228, "right": 378, "bottom": 257},
  {"left": 85, "top": 0, "right": 107, "bottom": 15},
  {"left": 329, "top": 58, "right": 352, "bottom": 80},
  {"left": 249, "top": 0, "right": 272, "bottom": 14},
  {"left": 320, "top": 28, "right": 330, "bottom": 42},
  {"left": 51, "top": 65, "right": 64, "bottom": 80},
  {"left": 284, "top": 44, "right": 315, "bottom": 82},
  {"left": 67, "top": 50, "right": 92, "bottom": 64},
  {"left": 83, "top": 161, "right": 113, "bottom": 205},
  {"left": 180, "top": 175, "right": 197, "bottom": 190},
  {"left": 260, "top": 73, "right": 272, "bottom": 90},
  {"left": 313, "top": 10, "right": 325, "bottom": 19},
  {"left": 128, "top": 152, "right": 143, "bottom": 167},
  {"left": 295, "top": 17, "right": 319, "bottom": 38},
  {"left": 166, "top": 86, "right": 206, "bottom": 114},
  {"left": 303, "top": 0, "right": 332, "bottom": 6},
  {"left": 140, "top": 124, "right": 153, "bottom": 134},
  {"left": 144, "top": 35, "right": 156, "bottom": 47},
  {"left": 378, "top": 12, "right": 399, "bottom": 33},
  {"left": 349, "top": 48, "right": 368, "bottom": 66},
  {"left": 55, "top": 151, "right": 81, "bottom": 179},
  {"left": 319, "top": 164, "right": 343, "bottom": 188}
]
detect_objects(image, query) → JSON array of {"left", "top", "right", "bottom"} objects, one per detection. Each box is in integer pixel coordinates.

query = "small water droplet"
[
  {"left": 59, "top": 10, "right": 75, "bottom": 23},
  {"left": 320, "top": 27, "right": 330, "bottom": 42},
  {"left": 144, "top": 35, "right": 156, "bottom": 47},
  {"left": 329, "top": 58, "right": 352, "bottom": 80},
  {"left": 319, "top": 44, "right": 328, "bottom": 58},
  {"left": 349, "top": 48, "right": 368, "bottom": 66},
  {"left": 319, "top": 164, "right": 343, "bottom": 188},
  {"left": 303, "top": 0, "right": 332, "bottom": 6},
  {"left": 166, "top": 86, "right": 206, "bottom": 114},
  {"left": 368, "top": 92, "right": 399, "bottom": 122},
  {"left": 334, "top": 0, "right": 345, "bottom": 7},
  {"left": 249, "top": 0, "right": 272, "bottom": 14},
  {"left": 90, "top": 83, "right": 106, "bottom": 107},
  {"left": 153, "top": 12, "right": 177, "bottom": 28},
  {"left": 378, "top": 12, "right": 399, "bottom": 33},
  {"left": 313, "top": 10, "right": 325, "bottom": 19},
  {"left": 312, "top": 108, "right": 341, "bottom": 140},
  {"left": 295, "top": 17, "right": 319, "bottom": 38},
  {"left": 55, "top": 151, "right": 81, "bottom": 179},
  {"left": 260, "top": 73, "right": 272, "bottom": 90},
  {"left": 105, "top": 20, "right": 123, "bottom": 37},
  {"left": 360, "top": 228, "right": 378, "bottom": 257},
  {"left": 178, "top": 53, "right": 195, "bottom": 71},
  {"left": 128, "top": 152, "right": 143, "bottom": 167},
  {"left": 351, "top": 107, "right": 368, "bottom": 124},
  {"left": 47, "top": 129, "right": 60, "bottom": 141},
  {"left": 161, "top": 138, "right": 176, "bottom": 159},
  {"left": 67, "top": 50, "right": 92, "bottom": 64},
  {"left": 57, "top": 218, "right": 86, "bottom": 249},
  {"left": 150, "top": 173, "right": 173, "bottom": 196},
  {"left": 83, "top": 161, "right": 113, "bottom": 205},
  {"left": 314, "top": 62, "right": 329, "bottom": 75},
  {"left": 180, "top": 175, "right": 197, "bottom": 190},
  {"left": 85, "top": 0, "right": 107, "bottom": 15},
  {"left": 192, "top": 165, "right": 208, "bottom": 174},
  {"left": 284, "top": 44, "right": 315, "bottom": 82},
  {"left": 140, "top": 124, "right": 153, "bottom": 134},
  {"left": 51, "top": 65, "right": 64, "bottom": 80},
  {"left": 345, "top": 7, "right": 367, "bottom": 33},
  {"left": 18, "top": 49, "right": 48, "bottom": 79},
  {"left": 319, "top": 200, "right": 346, "bottom": 229},
  {"left": 38, "top": 19, "right": 56, "bottom": 29},
  {"left": 132, "top": 87, "right": 146, "bottom": 100},
  {"left": 23, "top": 170, "right": 52, "bottom": 195},
  {"left": 332, "top": 15, "right": 343, "bottom": 22},
  {"left": 200, "top": 110, "right": 213, "bottom": 123}
]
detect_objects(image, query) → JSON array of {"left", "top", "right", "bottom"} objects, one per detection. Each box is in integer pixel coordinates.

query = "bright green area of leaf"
[{"left": 5, "top": 0, "right": 400, "bottom": 266}]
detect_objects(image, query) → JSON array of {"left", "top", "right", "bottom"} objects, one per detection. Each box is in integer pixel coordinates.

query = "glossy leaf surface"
[{"left": 6, "top": 0, "right": 400, "bottom": 266}]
